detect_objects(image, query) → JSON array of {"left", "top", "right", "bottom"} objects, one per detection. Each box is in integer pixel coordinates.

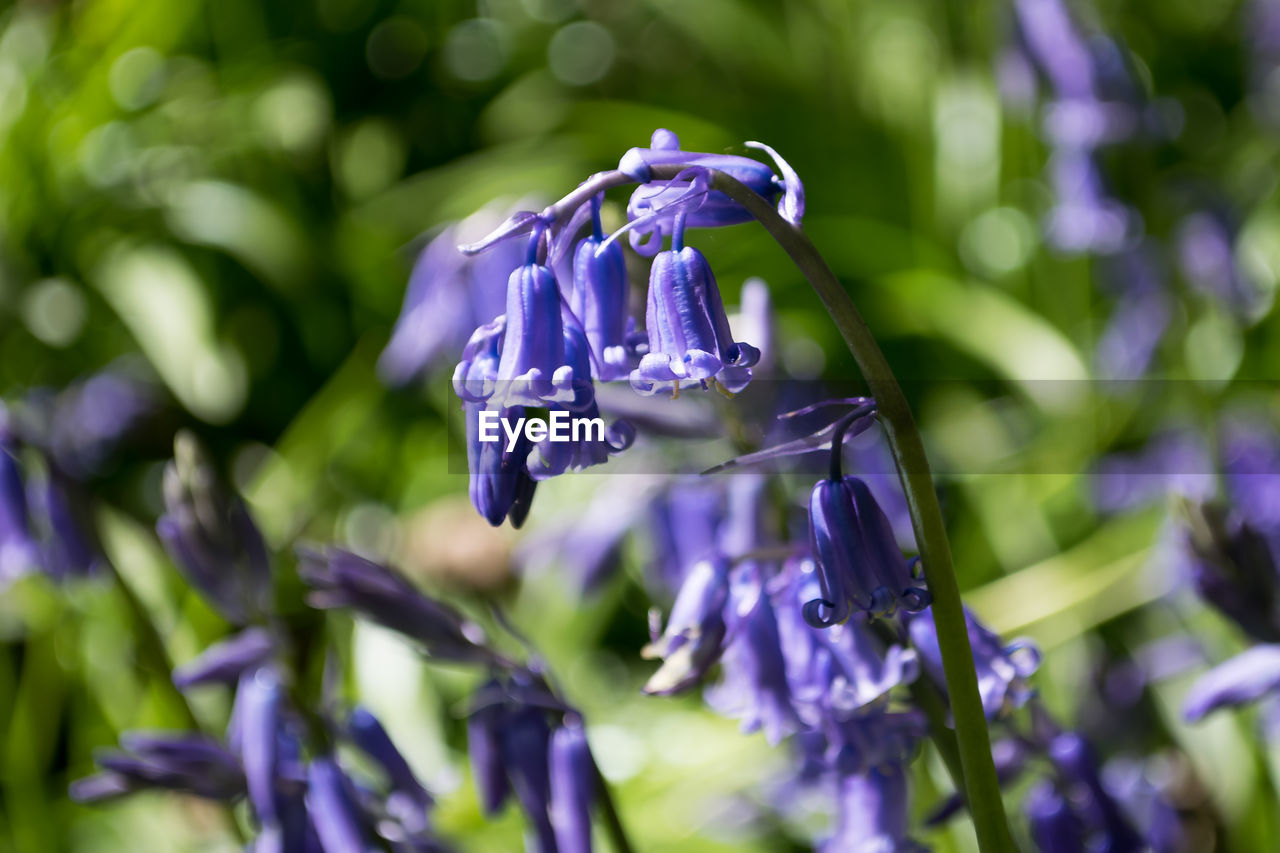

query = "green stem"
[
  {"left": 541, "top": 166, "right": 1015, "bottom": 850},
  {"left": 663, "top": 166, "right": 1015, "bottom": 851},
  {"left": 592, "top": 761, "right": 635, "bottom": 853}
]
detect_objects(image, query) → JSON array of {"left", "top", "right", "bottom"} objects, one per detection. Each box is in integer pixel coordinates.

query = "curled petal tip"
[
  {"left": 745, "top": 140, "right": 805, "bottom": 226},
  {"left": 459, "top": 210, "right": 543, "bottom": 255}
]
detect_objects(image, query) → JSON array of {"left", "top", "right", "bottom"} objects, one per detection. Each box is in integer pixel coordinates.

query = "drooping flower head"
[
  {"left": 570, "top": 195, "right": 633, "bottom": 380},
  {"left": 618, "top": 129, "right": 804, "bottom": 254},
  {"left": 907, "top": 607, "right": 1041, "bottom": 719},
  {"left": 630, "top": 234, "right": 761, "bottom": 396},
  {"left": 156, "top": 431, "right": 272, "bottom": 625},
  {"left": 806, "top": 475, "right": 930, "bottom": 627},
  {"left": 642, "top": 555, "right": 732, "bottom": 695}
]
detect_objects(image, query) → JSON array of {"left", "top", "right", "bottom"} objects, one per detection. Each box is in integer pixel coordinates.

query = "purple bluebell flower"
[
  {"left": 236, "top": 668, "right": 285, "bottom": 830},
  {"left": 70, "top": 732, "right": 245, "bottom": 803},
  {"left": 0, "top": 430, "right": 39, "bottom": 582},
  {"left": 1181, "top": 502, "right": 1280, "bottom": 644},
  {"left": 467, "top": 682, "right": 512, "bottom": 816},
  {"left": 907, "top": 608, "right": 1040, "bottom": 719},
  {"left": 502, "top": 705, "right": 557, "bottom": 853},
  {"left": 1183, "top": 644, "right": 1280, "bottom": 721},
  {"left": 464, "top": 400, "right": 538, "bottom": 527},
  {"left": 306, "top": 757, "right": 370, "bottom": 852},
  {"left": 642, "top": 555, "right": 731, "bottom": 695},
  {"left": 705, "top": 564, "right": 802, "bottom": 745},
  {"left": 1047, "top": 731, "right": 1144, "bottom": 852},
  {"left": 157, "top": 432, "right": 272, "bottom": 625},
  {"left": 348, "top": 707, "right": 434, "bottom": 813},
  {"left": 630, "top": 240, "right": 760, "bottom": 396},
  {"left": 1044, "top": 150, "right": 1134, "bottom": 255},
  {"left": 173, "top": 627, "right": 276, "bottom": 689},
  {"left": 525, "top": 324, "right": 635, "bottom": 480},
  {"left": 1095, "top": 289, "right": 1171, "bottom": 381},
  {"left": 646, "top": 477, "right": 724, "bottom": 591},
  {"left": 1091, "top": 431, "right": 1214, "bottom": 514},
  {"left": 39, "top": 367, "right": 156, "bottom": 479},
  {"left": 805, "top": 476, "right": 929, "bottom": 627},
  {"left": 618, "top": 130, "right": 802, "bottom": 252},
  {"left": 570, "top": 197, "right": 632, "bottom": 380},
  {"left": 299, "top": 548, "right": 504, "bottom": 665},
  {"left": 549, "top": 719, "right": 596, "bottom": 853},
  {"left": 379, "top": 214, "right": 521, "bottom": 387},
  {"left": 1025, "top": 781, "right": 1087, "bottom": 853},
  {"left": 1220, "top": 418, "right": 1280, "bottom": 533},
  {"left": 774, "top": 564, "right": 919, "bottom": 722},
  {"left": 1176, "top": 211, "right": 1260, "bottom": 317},
  {"left": 1012, "top": 0, "right": 1097, "bottom": 100},
  {"left": 491, "top": 235, "right": 586, "bottom": 409},
  {"left": 28, "top": 469, "right": 104, "bottom": 578},
  {"left": 820, "top": 761, "right": 924, "bottom": 853}
]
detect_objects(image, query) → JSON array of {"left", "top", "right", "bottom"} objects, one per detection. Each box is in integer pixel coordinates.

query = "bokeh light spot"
[
  {"left": 366, "top": 16, "right": 429, "bottom": 80},
  {"left": 548, "top": 20, "right": 614, "bottom": 86},
  {"left": 21, "top": 278, "right": 87, "bottom": 348},
  {"left": 109, "top": 47, "right": 166, "bottom": 111},
  {"left": 443, "top": 19, "right": 507, "bottom": 83}
]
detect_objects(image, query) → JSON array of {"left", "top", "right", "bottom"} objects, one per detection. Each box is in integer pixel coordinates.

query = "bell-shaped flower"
[
  {"left": 705, "top": 564, "right": 802, "bottom": 745},
  {"left": 305, "top": 757, "right": 370, "bottom": 851},
  {"left": 347, "top": 706, "right": 434, "bottom": 814},
  {"left": 642, "top": 555, "right": 732, "bottom": 695},
  {"left": 70, "top": 732, "right": 245, "bottom": 804},
  {"left": 467, "top": 681, "right": 511, "bottom": 816},
  {"left": 1025, "top": 781, "right": 1088, "bottom": 853},
  {"left": 571, "top": 198, "right": 632, "bottom": 380},
  {"left": 502, "top": 705, "right": 557, "bottom": 853},
  {"left": 379, "top": 211, "right": 521, "bottom": 387},
  {"left": 172, "top": 627, "right": 276, "bottom": 689},
  {"left": 549, "top": 718, "right": 597, "bottom": 853},
  {"left": 1183, "top": 644, "right": 1280, "bottom": 722},
  {"left": 495, "top": 258, "right": 585, "bottom": 408},
  {"left": 465, "top": 400, "right": 538, "bottom": 527},
  {"left": 805, "top": 476, "right": 930, "bottom": 627},
  {"left": 820, "top": 761, "right": 925, "bottom": 853},
  {"left": 906, "top": 607, "right": 1040, "bottom": 719},
  {"left": 1047, "top": 732, "right": 1145, "bottom": 852},
  {"left": 299, "top": 547, "right": 505, "bottom": 665},
  {"left": 156, "top": 432, "right": 272, "bottom": 625},
  {"left": 0, "top": 430, "right": 39, "bottom": 582},
  {"left": 618, "top": 129, "right": 804, "bottom": 253},
  {"left": 631, "top": 243, "right": 760, "bottom": 396},
  {"left": 526, "top": 324, "right": 634, "bottom": 480}
]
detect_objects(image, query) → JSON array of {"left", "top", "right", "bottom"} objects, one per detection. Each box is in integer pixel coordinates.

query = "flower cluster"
[{"left": 430, "top": 129, "right": 805, "bottom": 526}]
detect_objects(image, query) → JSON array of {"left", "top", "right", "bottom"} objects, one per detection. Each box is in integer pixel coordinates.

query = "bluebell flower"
[
  {"left": 1047, "top": 731, "right": 1145, "bottom": 852},
  {"left": 618, "top": 129, "right": 803, "bottom": 253},
  {"left": 1181, "top": 502, "right": 1280, "bottom": 644},
  {"left": 348, "top": 707, "right": 434, "bottom": 813},
  {"left": 70, "top": 732, "right": 245, "bottom": 803},
  {"left": 1176, "top": 210, "right": 1261, "bottom": 317},
  {"left": 299, "top": 547, "right": 505, "bottom": 665},
  {"left": 306, "top": 756, "right": 370, "bottom": 851},
  {"left": 465, "top": 400, "right": 538, "bottom": 527},
  {"left": 705, "top": 564, "right": 802, "bottom": 745},
  {"left": 1183, "top": 644, "right": 1280, "bottom": 721},
  {"left": 630, "top": 240, "right": 760, "bottom": 396},
  {"left": 549, "top": 719, "right": 597, "bottom": 853},
  {"left": 0, "top": 429, "right": 39, "bottom": 582},
  {"left": 570, "top": 196, "right": 632, "bottom": 380},
  {"left": 525, "top": 324, "right": 635, "bottom": 480},
  {"left": 1012, "top": 0, "right": 1097, "bottom": 100},
  {"left": 646, "top": 477, "right": 725, "bottom": 591},
  {"left": 1220, "top": 418, "right": 1280, "bottom": 534},
  {"left": 173, "top": 627, "right": 276, "bottom": 689},
  {"left": 37, "top": 366, "right": 157, "bottom": 479},
  {"left": 642, "top": 555, "right": 731, "bottom": 695},
  {"left": 820, "top": 761, "right": 925, "bottom": 853},
  {"left": 28, "top": 469, "right": 104, "bottom": 578},
  {"left": 907, "top": 607, "right": 1040, "bottom": 719},
  {"left": 805, "top": 476, "right": 929, "bottom": 627},
  {"left": 379, "top": 214, "right": 521, "bottom": 387},
  {"left": 467, "top": 680, "right": 512, "bottom": 816},
  {"left": 774, "top": 564, "right": 919, "bottom": 722},
  {"left": 1044, "top": 150, "right": 1134, "bottom": 254},
  {"left": 493, "top": 238, "right": 586, "bottom": 409},
  {"left": 1025, "top": 781, "right": 1087, "bottom": 853},
  {"left": 157, "top": 432, "right": 272, "bottom": 625},
  {"left": 235, "top": 668, "right": 285, "bottom": 831},
  {"left": 502, "top": 705, "right": 557, "bottom": 853}
]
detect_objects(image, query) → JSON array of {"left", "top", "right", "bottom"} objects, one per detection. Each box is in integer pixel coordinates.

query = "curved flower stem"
[
  {"left": 541, "top": 166, "right": 1014, "bottom": 850},
  {"left": 684, "top": 166, "right": 1015, "bottom": 852}
]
